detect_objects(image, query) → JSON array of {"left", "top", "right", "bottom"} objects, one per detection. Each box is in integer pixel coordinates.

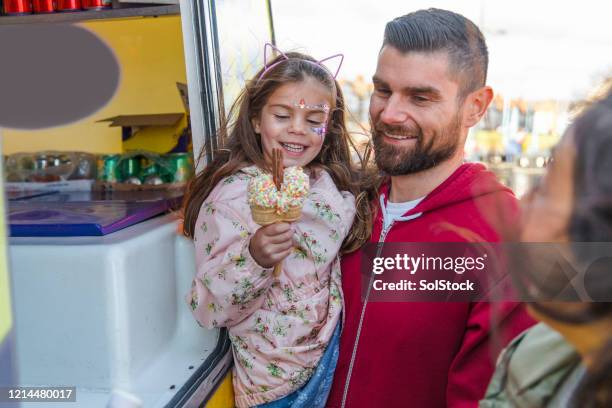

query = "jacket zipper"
[{"left": 340, "top": 221, "right": 393, "bottom": 408}]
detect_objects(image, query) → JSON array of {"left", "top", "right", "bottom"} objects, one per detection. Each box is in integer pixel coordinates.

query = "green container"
[
  {"left": 141, "top": 163, "right": 160, "bottom": 178},
  {"left": 167, "top": 153, "right": 194, "bottom": 183},
  {"left": 121, "top": 156, "right": 142, "bottom": 181},
  {"left": 97, "top": 154, "right": 121, "bottom": 182}
]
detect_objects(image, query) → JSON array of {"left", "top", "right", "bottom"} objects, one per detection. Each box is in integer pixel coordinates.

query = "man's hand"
[{"left": 249, "top": 223, "right": 294, "bottom": 268}]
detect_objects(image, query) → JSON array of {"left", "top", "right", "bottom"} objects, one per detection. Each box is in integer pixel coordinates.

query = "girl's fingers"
[
  {"left": 270, "top": 248, "right": 293, "bottom": 265},
  {"left": 278, "top": 248, "right": 293, "bottom": 260},
  {"left": 258, "top": 239, "right": 291, "bottom": 257},
  {"left": 262, "top": 222, "right": 291, "bottom": 236},
  {"left": 250, "top": 224, "right": 294, "bottom": 267},
  {"left": 266, "top": 230, "right": 295, "bottom": 244},
  {"left": 269, "top": 240, "right": 293, "bottom": 255}
]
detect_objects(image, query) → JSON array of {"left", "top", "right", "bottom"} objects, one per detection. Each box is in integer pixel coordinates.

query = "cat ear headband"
[{"left": 257, "top": 43, "right": 344, "bottom": 84}]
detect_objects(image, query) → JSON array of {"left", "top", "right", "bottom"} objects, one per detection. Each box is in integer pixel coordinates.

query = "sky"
[{"left": 270, "top": 0, "right": 612, "bottom": 101}]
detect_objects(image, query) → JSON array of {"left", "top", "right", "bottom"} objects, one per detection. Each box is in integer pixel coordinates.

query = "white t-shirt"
[{"left": 382, "top": 196, "right": 424, "bottom": 230}]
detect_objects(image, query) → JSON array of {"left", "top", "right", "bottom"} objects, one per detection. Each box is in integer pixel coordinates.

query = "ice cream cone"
[
  {"left": 251, "top": 205, "right": 280, "bottom": 226},
  {"left": 280, "top": 206, "right": 302, "bottom": 222},
  {"left": 247, "top": 164, "right": 309, "bottom": 278}
]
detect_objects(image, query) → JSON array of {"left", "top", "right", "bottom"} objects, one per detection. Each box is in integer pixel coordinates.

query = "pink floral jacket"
[{"left": 187, "top": 166, "right": 355, "bottom": 407}]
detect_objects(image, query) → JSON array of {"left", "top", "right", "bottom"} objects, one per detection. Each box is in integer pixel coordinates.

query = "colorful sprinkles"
[{"left": 247, "top": 166, "right": 309, "bottom": 213}]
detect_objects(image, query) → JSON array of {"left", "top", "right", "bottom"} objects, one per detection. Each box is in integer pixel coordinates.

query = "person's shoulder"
[
  {"left": 309, "top": 165, "right": 347, "bottom": 192},
  {"left": 307, "top": 165, "right": 329, "bottom": 184},
  {"left": 309, "top": 166, "right": 356, "bottom": 205},
  {"left": 453, "top": 164, "right": 520, "bottom": 237},
  {"left": 206, "top": 167, "right": 254, "bottom": 203},
  {"left": 513, "top": 323, "right": 574, "bottom": 362},
  {"left": 482, "top": 323, "right": 579, "bottom": 407},
  {"left": 504, "top": 323, "right": 577, "bottom": 388}
]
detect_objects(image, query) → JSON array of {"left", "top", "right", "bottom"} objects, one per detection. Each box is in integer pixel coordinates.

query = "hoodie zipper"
[{"left": 340, "top": 220, "right": 393, "bottom": 408}]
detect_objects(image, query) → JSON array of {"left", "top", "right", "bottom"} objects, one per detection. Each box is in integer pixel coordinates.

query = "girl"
[
  {"left": 182, "top": 46, "right": 371, "bottom": 408},
  {"left": 481, "top": 88, "right": 612, "bottom": 407}
]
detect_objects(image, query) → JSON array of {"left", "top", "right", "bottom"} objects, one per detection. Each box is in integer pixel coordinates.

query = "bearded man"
[{"left": 326, "top": 9, "right": 534, "bottom": 408}]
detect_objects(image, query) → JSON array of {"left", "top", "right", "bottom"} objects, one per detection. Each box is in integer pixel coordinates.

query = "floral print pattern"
[
  {"left": 296, "top": 231, "right": 328, "bottom": 266},
  {"left": 186, "top": 166, "right": 355, "bottom": 408}
]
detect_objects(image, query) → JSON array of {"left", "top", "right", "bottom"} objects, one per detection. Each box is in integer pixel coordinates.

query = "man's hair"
[{"left": 383, "top": 8, "right": 488, "bottom": 99}]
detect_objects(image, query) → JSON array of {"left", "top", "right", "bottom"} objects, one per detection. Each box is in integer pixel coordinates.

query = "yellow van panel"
[{"left": 205, "top": 371, "right": 234, "bottom": 408}]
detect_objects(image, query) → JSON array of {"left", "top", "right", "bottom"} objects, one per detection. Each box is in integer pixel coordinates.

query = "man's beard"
[{"left": 371, "top": 114, "right": 462, "bottom": 176}]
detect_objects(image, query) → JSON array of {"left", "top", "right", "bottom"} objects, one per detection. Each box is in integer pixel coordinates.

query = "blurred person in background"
[{"left": 481, "top": 87, "right": 612, "bottom": 407}]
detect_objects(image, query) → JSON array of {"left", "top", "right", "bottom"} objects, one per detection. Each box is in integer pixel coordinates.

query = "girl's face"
[
  {"left": 520, "top": 131, "right": 582, "bottom": 330},
  {"left": 252, "top": 77, "right": 333, "bottom": 167},
  {"left": 520, "top": 130, "right": 576, "bottom": 243},
  {"left": 521, "top": 126, "right": 612, "bottom": 366}
]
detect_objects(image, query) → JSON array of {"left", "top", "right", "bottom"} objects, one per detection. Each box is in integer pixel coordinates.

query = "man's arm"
[{"left": 446, "top": 301, "right": 534, "bottom": 407}]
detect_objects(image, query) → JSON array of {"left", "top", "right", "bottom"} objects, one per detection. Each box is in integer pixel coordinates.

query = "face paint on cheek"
[
  {"left": 312, "top": 104, "right": 331, "bottom": 141},
  {"left": 312, "top": 124, "right": 327, "bottom": 140},
  {"left": 293, "top": 99, "right": 331, "bottom": 141}
]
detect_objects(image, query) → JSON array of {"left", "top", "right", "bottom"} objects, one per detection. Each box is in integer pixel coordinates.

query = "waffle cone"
[
  {"left": 250, "top": 205, "right": 303, "bottom": 225},
  {"left": 280, "top": 206, "right": 302, "bottom": 222},
  {"left": 251, "top": 206, "right": 278, "bottom": 226}
]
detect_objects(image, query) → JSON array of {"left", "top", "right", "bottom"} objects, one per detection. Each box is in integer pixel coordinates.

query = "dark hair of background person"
[
  {"left": 528, "top": 90, "right": 612, "bottom": 407},
  {"left": 383, "top": 8, "right": 488, "bottom": 100},
  {"left": 564, "top": 90, "right": 611, "bottom": 407},
  {"left": 182, "top": 51, "right": 374, "bottom": 254}
]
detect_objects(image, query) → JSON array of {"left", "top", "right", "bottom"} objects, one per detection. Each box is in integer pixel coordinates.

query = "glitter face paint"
[{"left": 294, "top": 98, "right": 330, "bottom": 140}]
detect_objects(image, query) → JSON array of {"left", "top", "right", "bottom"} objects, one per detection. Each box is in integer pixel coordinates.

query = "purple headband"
[{"left": 257, "top": 43, "right": 344, "bottom": 84}]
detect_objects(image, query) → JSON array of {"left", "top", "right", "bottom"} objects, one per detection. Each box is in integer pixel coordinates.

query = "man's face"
[{"left": 370, "top": 46, "right": 465, "bottom": 175}]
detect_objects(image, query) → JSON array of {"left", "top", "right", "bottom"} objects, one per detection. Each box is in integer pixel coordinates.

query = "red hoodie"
[{"left": 327, "top": 163, "right": 535, "bottom": 408}]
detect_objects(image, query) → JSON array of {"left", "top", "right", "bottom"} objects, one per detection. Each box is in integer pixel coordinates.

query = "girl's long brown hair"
[{"left": 183, "top": 51, "right": 375, "bottom": 253}]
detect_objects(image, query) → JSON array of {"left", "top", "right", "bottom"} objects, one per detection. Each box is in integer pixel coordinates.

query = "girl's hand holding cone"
[{"left": 248, "top": 222, "right": 293, "bottom": 269}]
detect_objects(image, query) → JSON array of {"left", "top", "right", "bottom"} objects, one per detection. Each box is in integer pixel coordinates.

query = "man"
[{"left": 326, "top": 9, "right": 534, "bottom": 408}]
